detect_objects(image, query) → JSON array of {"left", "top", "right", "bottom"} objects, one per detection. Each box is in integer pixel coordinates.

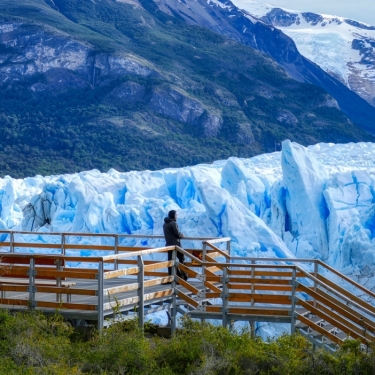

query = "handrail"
[
  {"left": 317, "top": 259, "right": 375, "bottom": 300},
  {"left": 0, "top": 229, "right": 224, "bottom": 241},
  {"left": 295, "top": 265, "right": 375, "bottom": 320}
]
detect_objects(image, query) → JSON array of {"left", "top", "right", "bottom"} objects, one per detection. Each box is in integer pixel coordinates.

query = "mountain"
[
  {"left": 152, "top": 0, "right": 375, "bottom": 134},
  {"left": 0, "top": 0, "right": 373, "bottom": 178},
  {"left": 231, "top": 0, "right": 375, "bottom": 107}
]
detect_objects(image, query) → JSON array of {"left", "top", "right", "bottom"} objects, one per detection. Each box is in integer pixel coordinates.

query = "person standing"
[{"left": 163, "top": 210, "right": 187, "bottom": 280}]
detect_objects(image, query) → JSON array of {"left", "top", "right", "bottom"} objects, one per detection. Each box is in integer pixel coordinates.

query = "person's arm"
[{"left": 172, "top": 222, "right": 184, "bottom": 239}]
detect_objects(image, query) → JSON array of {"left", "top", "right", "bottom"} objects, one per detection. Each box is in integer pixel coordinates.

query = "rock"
[
  {"left": 277, "top": 110, "right": 298, "bottom": 126},
  {"left": 104, "top": 81, "right": 146, "bottom": 104},
  {"left": 149, "top": 87, "right": 222, "bottom": 137}
]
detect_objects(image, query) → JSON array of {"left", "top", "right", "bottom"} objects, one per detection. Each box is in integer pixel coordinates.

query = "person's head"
[{"left": 168, "top": 210, "right": 177, "bottom": 220}]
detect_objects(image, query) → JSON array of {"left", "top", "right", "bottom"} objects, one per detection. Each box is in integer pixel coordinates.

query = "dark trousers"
[{"left": 168, "top": 249, "right": 185, "bottom": 277}]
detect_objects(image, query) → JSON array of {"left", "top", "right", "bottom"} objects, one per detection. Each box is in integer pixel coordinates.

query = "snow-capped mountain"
[
  {"left": 152, "top": 0, "right": 375, "bottom": 134},
  {"left": 231, "top": 0, "right": 375, "bottom": 107}
]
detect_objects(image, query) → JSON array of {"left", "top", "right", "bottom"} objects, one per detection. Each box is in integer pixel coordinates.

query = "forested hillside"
[{"left": 0, "top": 0, "right": 372, "bottom": 177}]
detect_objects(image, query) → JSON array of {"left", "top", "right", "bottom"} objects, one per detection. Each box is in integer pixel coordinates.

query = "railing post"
[
  {"left": 98, "top": 260, "right": 104, "bottom": 331},
  {"left": 114, "top": 236, "right": 119, "bottom": 271},
  {"left": 138, "top": 255, "right": 144, "bottom": 329},
  {"left": 10, "top": 232, "right": 14, "bottom": 253},
  {"left": 171, "top": 247, "right": 177, "bottom": 334},
  {"left": 28, "top": 257, "right": 36, "bottom": 309},
  {"left": 222, "top": 266, "right": 228, "bottom": 328},
  {"left": 202, "top": 242, "right": 207, "bottom": 293},
  {"left": 226, "top": 240, "right": 231, "bottom": 261},
  {"left": 61, "top": 234, "right": 65, "bottom": 256},
  {"left": 314, "top": 261, "right": 318, "bottom": 308},
  {"left": 250, "top": 260, "right": 255, "bottom": 337},
  {"left": 56, "top": 259, "right": 62, "bottom": 302},
  {"left": 291, "top": 267, "right": 297, "bottom": 334}
]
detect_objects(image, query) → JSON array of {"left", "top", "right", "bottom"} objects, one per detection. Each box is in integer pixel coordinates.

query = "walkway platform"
[{"left": 1, "top": 230, "right": 375, "bottom": 351}]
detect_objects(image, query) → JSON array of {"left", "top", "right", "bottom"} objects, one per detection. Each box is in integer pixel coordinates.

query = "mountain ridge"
[
  {"left": 0, "top": 0, "right": 372, "bottom": 178},
  {"left": 231, "top": 0, "right": 375, "bottom": 107}
]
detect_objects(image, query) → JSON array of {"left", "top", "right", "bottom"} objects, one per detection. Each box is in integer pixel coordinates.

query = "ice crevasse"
[{"left": 1, "top": 140, "right": 375, "bottom": 290}]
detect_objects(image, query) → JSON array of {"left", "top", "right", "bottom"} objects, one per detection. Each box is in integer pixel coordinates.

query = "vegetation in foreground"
[{"left": 0, "top": 309, "right": 373, "bottom": 374}]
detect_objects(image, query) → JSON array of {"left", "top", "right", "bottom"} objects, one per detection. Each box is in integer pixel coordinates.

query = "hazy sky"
[{"left": 252, "top": 0, "right": 374, "bottom": 26}]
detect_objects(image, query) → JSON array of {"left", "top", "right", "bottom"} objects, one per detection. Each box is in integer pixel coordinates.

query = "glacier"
[
  {"left": 1, "top": 140, "right": 375, "bottom": 332},
  {"left": 231, "top": 0, "right": 375, "bottom": 106}
]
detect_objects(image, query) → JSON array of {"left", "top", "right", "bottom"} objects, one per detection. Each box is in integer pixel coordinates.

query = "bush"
[{"left": 0, "top": 310, "right": 375, "bottom": 374}]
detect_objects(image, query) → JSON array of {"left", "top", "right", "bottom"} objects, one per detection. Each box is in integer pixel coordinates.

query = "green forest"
[
  {"left": 0, "top": 310, "right": 373, "bottom": 375},
  {"left": 0, "top": 0, "right": 372, "bottom": 178}
]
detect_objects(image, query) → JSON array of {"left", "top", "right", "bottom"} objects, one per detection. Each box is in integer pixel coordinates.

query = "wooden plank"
[
  {"left": 205, "top": 292, "right": 221, "bottom": 298},
  {"left": 0, "top": 298, "right": 29, "bottom": 306},
  {"left": 297, "top": 313, "right": 343, "bottom": 346},
  {"left": 176, "top": 277, "right": 199, "bottom": 295},
  {"left": 144, "top": 272, "right": 168, "bottom": 277},
  {"left": 309, "top": 288, "right": 375, "bottom": 334},
  {"left": 178, "top": 263, "right": 199, "bottom": 279},
  {"left": 32, "top": 270, "right": 97, "bottom": 279},
  {"left": 228, "top": 293, "right": 291, "bottom": 304},
  {"left": 297, "top": 299, "right": 370, "bottom": 344},
  {"left": 229, "top": 307, "right": 291, "bottom": 316},
  {"left": 144, "top": 289, "right": 173, "bottom": 301},
  {"left": 206, "top": 266, "right": 222, "bottom": 273},
  {"left": 0, "top": 278, "right": 76, "bottom": 287},
  {"left": 116, "top": 259, "right": 170, "bottom": 265},
  {"left": 103, "top": 296, "right": 139, "bottom": 310},
  {"left": 177, "top": 291, "right": 199, "bottom": 308},
  {"left": 205, "top": 243, "right": 230, "bottom": 259},
  {"left": 204, "top": 281, "right": 222, "bottom": 293},
  {"left": 206, "top": 251, "right": 221, "bottom": 258},
  {"left": 145, "top": 276, "right": 173, "bottom": 288},
  {"left": 227, "top": 284, "right": 292, "bottom": 292},
  {"left": 35, "top": 286, "right": 97, "bottom": 296},
  {"left": 104, "top": 267, "right": 139, "bottom": 279},
  {"left": 104, "top": 283, "right": 138, "bottom": 295},
  {"left": 314, "top": 302, "right": 375, "bottom": 342},
  {"left": 0, "top": 285, "right": 28, "bottom": 292},
  {"left": 205, "top": 238, "right": 231, "bottom": 245},
  {"left": 228, "top": 278, "right": 291, "bottom": 285},
  {"left": 144, "top": 261, "right": 173, "bottom": 272},
  {"left": 37, "top": 301, "right": 97, "bottom": 311},
  {"left": 317, "top": 274, "right": 375, "bottom": 316},
  {"left": 253, "top": 271, "right": 304, "bottom": 277},
  {"left": 205, "top": 305, "right": 221, "bottom": 313}
]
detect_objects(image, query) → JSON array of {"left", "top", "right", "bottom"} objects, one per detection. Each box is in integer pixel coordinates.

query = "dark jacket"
[{"left": 163, "top": 217, "right": 184, "bottom": 246}]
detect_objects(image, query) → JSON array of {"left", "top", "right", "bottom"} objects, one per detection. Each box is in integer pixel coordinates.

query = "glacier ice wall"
[{"left": 1, "top": 140, "right": 375, "bottom": 286}]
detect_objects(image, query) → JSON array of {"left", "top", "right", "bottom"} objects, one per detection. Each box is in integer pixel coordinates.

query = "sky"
[{"left": 249, "top": 0, "right": 375, "bottom": 26}]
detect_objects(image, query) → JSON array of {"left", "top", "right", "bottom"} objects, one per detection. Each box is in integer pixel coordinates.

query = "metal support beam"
[
  {"left": 222, "top": 266, "right": 228, "bottom": 328},
  {"left": 291, "top": 268, "right": 297, "bottom": 334},
  {"left": 56, "top": 259, "right": 62, "bottom": 302},
  {"left": 28, "top": 258, "right": 35, "bottom": 309},
  {"left": 98, "top": 261, "right": 104, "bottom": 331},
  {"left": 61, "top": 234, "right": 65, "bottom": 256},
  {"left": 314, "top": 261, "right": 318, "bottom": 308},
  {"left": 10, "top": 232, "right": 14, "bottom": 253},
  {"left": 114, "top": 236, "right": 119, "bottom": 271},
  {"left": 226, "top": 240, "right": 231, "bottom": 260},
  {"left": 171, "top": 248, "right": 177, "bottom": 334},
  {"left": 138, "top": 255, "right": 144, "bottom": 328}
]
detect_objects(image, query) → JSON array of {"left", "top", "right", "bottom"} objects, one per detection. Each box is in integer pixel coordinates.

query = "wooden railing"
[{"left": 1, "top": 230, "right": 375, "bottom": 349}]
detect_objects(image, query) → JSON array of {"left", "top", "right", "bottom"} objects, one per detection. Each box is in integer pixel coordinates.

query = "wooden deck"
[{"left": 1, "top": 230, "right": 375, "bottom": 351}]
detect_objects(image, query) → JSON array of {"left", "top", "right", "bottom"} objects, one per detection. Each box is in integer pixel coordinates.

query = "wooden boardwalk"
[{"left": 1, "top": 230, "right": 375, "bottom": 351}]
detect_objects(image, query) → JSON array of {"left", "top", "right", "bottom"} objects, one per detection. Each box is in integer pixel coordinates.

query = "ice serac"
[
  {"left": 198, "top": 178, "right": 293, "bottom": 258},
  {"left": 281, "top": 140, "right": 329, "bottom": 259}
]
